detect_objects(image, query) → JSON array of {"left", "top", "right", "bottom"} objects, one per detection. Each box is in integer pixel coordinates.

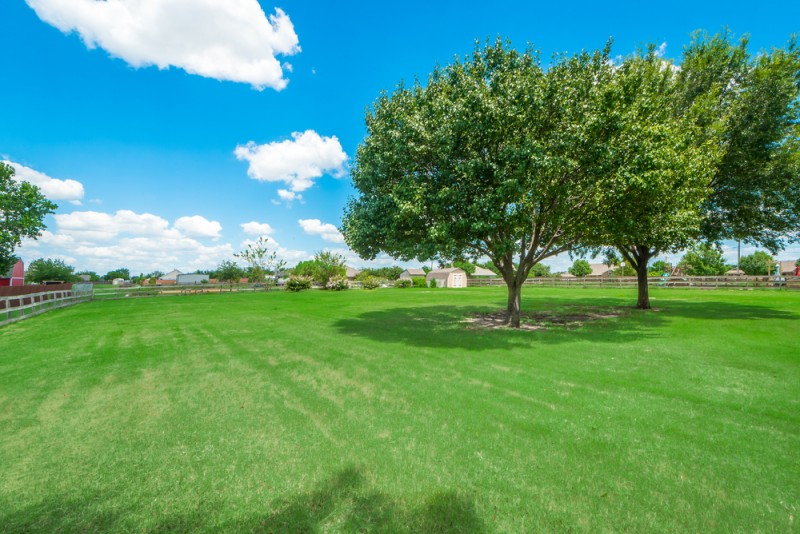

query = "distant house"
[
  {"left": 778, "top": 260, "right": 799, "bottom": 276},
  {"left": 345, "top": 267, "right": 361, "bottom": 280},
  {"left": 399, "top": 268, "right": 426, "bottom": 280},
  {"left": 160, "top": 269, "right": 183, "bottom": 281},
  {"left": 726, "top": 268, "right": 745, "bottom": 276},
  {"left": 588, "top": 264, "right": 611, "bottom": 277},
  {"left": 426, "top": 267, "right": 467, "bottom": 288},
  {"left": 176, "top": 273, "right": 209, "bottom": 285},
  {"left": 111, "top": 278, "right": 125, "bottom": 286},
  {"left": 471, "top": 266, "right": 498, "bottom": 278},
  {"left": 0, "top": 259, "right": 24, "bottom": 287}
]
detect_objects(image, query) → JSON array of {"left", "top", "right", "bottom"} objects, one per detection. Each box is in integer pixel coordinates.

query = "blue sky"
[{"left": 2, "top": 0, "right": 799, "bottom": 275}]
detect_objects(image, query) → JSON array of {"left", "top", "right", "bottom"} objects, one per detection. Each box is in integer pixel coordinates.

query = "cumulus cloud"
[
  {"left": 174, "top": 215, "right": 222, "bottom": 239},
  {"left": 26, "top": 0, "right": 300, "bottom": 90},
  {"left": 4, "top": 160, "right": 84, "bottom": 204},
  {"left": 234, "top": 130, "right": 348, "bottom": 194},
  {"left": 241, "top": 221, "right": 274, "bottom": 236},
  {"left": 298, "top": 219, "right": 345, "bottom": 243},
  {"left": 277, "top": 189, "right": 302, "bottom": 203},
  {"left": 24, "top": 209, "right": 233, "bottom": 272}
]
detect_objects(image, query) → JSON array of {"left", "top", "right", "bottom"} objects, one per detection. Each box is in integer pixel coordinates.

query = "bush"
[
  {"left": 362, "top": 276, "right": 381, "bottom": 290},
  {"left": 325, "top": 276, "right": 349, "bottom": 291},
  {"left": 412, "top": 277, "right": 427, "bottom": 288},
  {"left": 395, "top": 278, "right": 412, "bottom": 288},
  {"left": 286, "top": 275, "right": 312, "bottom": 292},
  {"left": 429, "top": 278, "right": 437, "bottom": 288}
]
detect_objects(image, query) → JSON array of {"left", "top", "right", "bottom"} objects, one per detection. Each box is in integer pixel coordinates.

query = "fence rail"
[
  {"left": 1, "top": 285, "right": 93, "bottom": 327},
  {"left": 468, "top": 275, "right": 800, "bottom": 290}
]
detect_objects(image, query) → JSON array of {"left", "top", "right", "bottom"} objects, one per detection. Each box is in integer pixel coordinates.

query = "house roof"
[
  {"left": 726, "top": 268, "right": 745, "bottom": 275},
  {"left": 345, "top": 267, "right": 361, "bottom": 278},
  {"left": 426, "top": 267, "right": 465, "bottom": 279},
  {"left": 472, "top": 266, "right": 498, "bottom": 277},
  {"left": 779, "top": 260, "right": 797, "bottom": 274},
  {"left": 160, "top": 269, "right": 183, "bottom": 280},
  {"left": 402, "top": 268, "right": 426, "bottom": 276},
  {"left": 588, "top": 264, "right": 610, "bottom": 276}
]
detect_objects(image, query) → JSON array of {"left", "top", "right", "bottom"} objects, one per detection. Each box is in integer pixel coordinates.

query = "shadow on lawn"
[
  {"left": 333, "top": 298, "right": 797, "bottom": 350},
  {"left": 0, "top": 467, "right": 484, "bottom": 533},
  {"left": 333, "top": 304, "right": 665, "bottom": 350},
  {"left": 227, "top": 466, "right": 484, "bottom": 533}
]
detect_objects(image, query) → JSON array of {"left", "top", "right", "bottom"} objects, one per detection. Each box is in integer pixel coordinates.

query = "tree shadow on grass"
[
  {"left": 656, "top": 300, "right": 798, "bottom": 321},
  {"left": 0, "top": 467, "right": 484, "bottom": 533},
  {"left": 227, "top": 466, "right": 484, "bottom": 533},
  {"left": 333, "top": 298, "right": 797, "bottom": 350},
  {"left": 333, "top": 304, "right": 666, "bottom": 350}
]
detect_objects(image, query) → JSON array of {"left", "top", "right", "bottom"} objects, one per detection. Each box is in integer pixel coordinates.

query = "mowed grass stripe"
[{"left": 1, "top": 287, "right": 798, "bottom": 531}]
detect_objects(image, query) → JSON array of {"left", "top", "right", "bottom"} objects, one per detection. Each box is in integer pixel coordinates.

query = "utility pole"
[{"left": 737, "top": 240, "right": 741, "bottom": 274}]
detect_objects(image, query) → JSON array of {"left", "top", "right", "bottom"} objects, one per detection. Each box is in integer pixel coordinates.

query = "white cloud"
[
  {"left": 234, "top": 130, "right": 348, "bottom": 194},
  {"left": 4, "top": 160, "right": 84, "bottom": 204},
  {"left": 241, "top": 221, "right": 274, "bottom": 236},
  {"left": 277, "top": 189, "right": 302, "bottom": 203},
  {"left": 19, "top": 209, "right": 235, "bottom": 273},
  {"left": 298, "top": 218, "right": 345, "bottom": 243},
  {"left": 655, "top": 42, "right": 667, "bottom": 58},
  {"left": 26, "top": 0, "right": 300, "bottom": 90},
  {"left": 174, "top": 215, "right": 222, "bottom": 239}
]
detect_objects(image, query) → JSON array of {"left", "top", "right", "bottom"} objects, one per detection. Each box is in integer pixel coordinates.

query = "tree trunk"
[
  {"left": 506, "top": 280, "right": 522, "bottom": 328},
  {"left": 635, "top": 261, "right": 651, "bottom": 309}
]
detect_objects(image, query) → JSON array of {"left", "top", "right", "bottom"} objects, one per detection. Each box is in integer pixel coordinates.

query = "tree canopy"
[
  {"left": 739, "top": 251, "right": 774, "bottom": 276},
  {"left": 678, "top": 243, "right": 728, "bottom": 276},
  {"left": 343, "top": 40, "right": 616, "bottom": 326},
  {"left": 592, "top": 46, "right": 722, "bottom": 308},
  {"left": 668, "top": 31, "right": 800, "bottom": 253},
  {"left": 0, "top": 162, "right": 57, "bottom": 273},
  {"left": 26, "top": 258, "right": 75, "bottom": 283},
  {"left": 568, "top": 259, "right": 592, "bottom": 277}
]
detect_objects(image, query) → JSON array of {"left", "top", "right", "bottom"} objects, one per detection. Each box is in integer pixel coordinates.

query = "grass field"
[{"left": 1, "top": 287, "right": 798, "bottom": 532}]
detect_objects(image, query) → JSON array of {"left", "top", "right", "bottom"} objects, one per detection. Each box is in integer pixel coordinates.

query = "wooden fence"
[
  {"left": 468, "top": 275, "right": 800, "bottom": 290},
  {"left": 0, "top": 284, "right": 94, "bottom": 327}
]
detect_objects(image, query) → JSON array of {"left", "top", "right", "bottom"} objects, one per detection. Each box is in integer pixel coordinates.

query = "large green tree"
[
  {"left": 678, "top": 243, "right": 728, "bottom": 276},
  {"left": 739, "top": 251, "right": 775, "bottom": 276},
  {"left": 0, "top": 162, "right": 57, "bottom": 273},
  {"left": 678, "top": 32, "right": 800, "bottom": 253},
  {"left": 26, "top": 258, "right": 75, "bottom": 283},
  {"left": 596, "top": 48, "right": 721, "bottom": 309},
  {"left": 342, "top": 40, "right": 615, "bottom": 327}
]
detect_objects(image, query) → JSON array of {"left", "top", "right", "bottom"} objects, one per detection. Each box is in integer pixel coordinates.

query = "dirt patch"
[{"left": 464, "top": 306, "right": 626, "bottom": 331}]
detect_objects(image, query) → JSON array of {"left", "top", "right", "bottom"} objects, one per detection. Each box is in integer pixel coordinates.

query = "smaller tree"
[
  {"left": 568, "top": 259, "right": 592, "bottom": 277},
  {"left": 235, "top": 237, "right": 285, "bottom": 290},
  {"left": 739, "top": 251, "right": 775, "bottom": 276},
  {"left": 528, "top": 263, "right": 552, "bottom": 278},
  {"left": 1, "top": 163, "right": 57, "bottom": 273},
  {"left": 679, "top": 243, "right": 727, "bottom": 276},
  {"left": 76, "top": 270, "right": 100, "bottom": 282},
  {"left": 648, "top": 260, "right": 670, "bottom": 276},
  {"left": 296, "top": 251, "right": 346, "bottom": 287},
  {"left": 26, "top": 258, "right": 75, "bottom": 283},
  {"left": 217, "top": 260, "right": 244, "bottom": 289},
  {"left": 105, "top": 268, "right": 130, "bottom": 281}
]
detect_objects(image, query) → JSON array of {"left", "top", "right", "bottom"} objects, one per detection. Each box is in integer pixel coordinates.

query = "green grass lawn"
[{"left": 1, "top": 287, "right": 798, "bottom": 532}]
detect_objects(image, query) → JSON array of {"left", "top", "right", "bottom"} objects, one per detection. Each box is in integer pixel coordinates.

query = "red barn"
[{"left": 0, "top": 259, "right": 24, "bottom": 286}]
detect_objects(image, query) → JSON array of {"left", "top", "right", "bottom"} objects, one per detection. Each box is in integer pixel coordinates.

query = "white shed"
[
  {"left": 426, "top": 268, "right": 467, "bottom": 288},
  {"left": 160, "top": 269, "right": 183, "bottom": 281}
]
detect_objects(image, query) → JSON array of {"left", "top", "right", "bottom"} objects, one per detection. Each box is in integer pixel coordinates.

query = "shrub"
[
  {"left": 429, "top": 278, "right": 437, "bottom": 288},
  {"left": 325, "top": 275, "right": 350, "bottom": 291},
  {"left": 394, "top": 278, "right": 412, "bottom": 288},
  {"left": 362, "top": 276, "right": 381, "bottom": 290},
  {"left": 286, "top": 275, "right": 312, "bottom": 292},
  {"left": 412, "top": 277, "right": 427, "bottom": 288}
]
